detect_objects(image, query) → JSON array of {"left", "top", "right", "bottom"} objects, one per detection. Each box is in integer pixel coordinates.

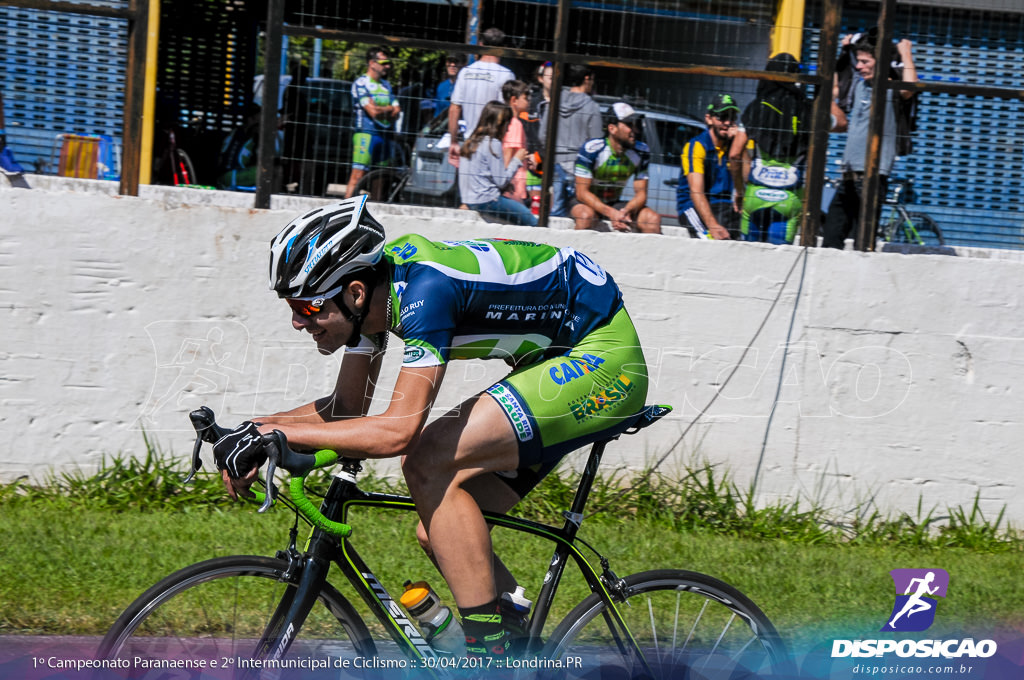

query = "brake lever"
[
  {"left": 184, "top": 406, "right": 218, "bottom": 483},
  {"left": 257, "top": 430, "right": 287, "bottom": 513}
]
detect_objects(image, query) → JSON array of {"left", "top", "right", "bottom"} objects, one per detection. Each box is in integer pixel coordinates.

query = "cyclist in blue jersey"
[
  {"left": 212, "top": 196, "right": 649, "bottom": 659},
  {"left": 345, "top": 46, "right": 401, "bottom": 199},
  {"left": 572, "top": 102, "right": 662, "bottom": 234}
]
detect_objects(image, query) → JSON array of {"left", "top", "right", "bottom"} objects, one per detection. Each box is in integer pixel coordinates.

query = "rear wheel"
[
  {"left": 904, "top": 212, "right": 945, "bottom": 246},
  {"left": 543, "top": 569, "right": 790, "bottom": 680},
  {"left": 354, "top": 167, "right": 408, "bottom": 203},
  {"left": 98, "top": 555, "right": 375, "bottom": 676}
]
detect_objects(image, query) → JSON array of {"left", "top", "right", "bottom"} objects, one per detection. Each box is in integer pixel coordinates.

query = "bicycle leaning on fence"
[
  {"left": 98, "top": 405, "right": 791, "bottom": 679},
  {"left": 879, "top": 177, "right": 945, "bottom": 246}
]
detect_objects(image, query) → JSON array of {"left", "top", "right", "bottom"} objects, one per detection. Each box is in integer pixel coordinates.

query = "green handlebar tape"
[
  {"left": 289, "top": 476, "right": 352, "bottom": 537},
  {"left": 246, "top": 449, "right": 351, "bottom": 538},
  {"left": 311, "top": 449, "right": 339, "bottom": 468}
]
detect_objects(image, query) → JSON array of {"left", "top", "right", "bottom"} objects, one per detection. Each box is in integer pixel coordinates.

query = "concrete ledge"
[{"left": 3, "top": 178, "right": 1023, "bottom": 525}]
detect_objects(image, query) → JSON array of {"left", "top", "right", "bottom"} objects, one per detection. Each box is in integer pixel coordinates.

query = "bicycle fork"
[{"left": 253, "top": 548, "right": 332, "bottom": 662}]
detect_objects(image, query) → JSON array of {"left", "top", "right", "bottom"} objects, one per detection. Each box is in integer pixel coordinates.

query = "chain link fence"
[{"left": 2, "top": 0, "right": 1021, "bottom": 248}]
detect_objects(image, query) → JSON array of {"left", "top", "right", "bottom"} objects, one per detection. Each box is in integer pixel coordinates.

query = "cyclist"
[
  {"left": 572, "top": 102, "right": 662, "bottom": 234},
  {"left": 345, "top": 46, "right": 401, "bottom": 200},
  {"left": 213, "top": 196, "right": 649, "bottom": 659}
]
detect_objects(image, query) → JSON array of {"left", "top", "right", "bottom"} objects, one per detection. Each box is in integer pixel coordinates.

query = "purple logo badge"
[{"left": 882, "top": 568, "right": 949, "bottom": 632}]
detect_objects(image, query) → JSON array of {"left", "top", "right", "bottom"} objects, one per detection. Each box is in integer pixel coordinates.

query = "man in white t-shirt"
[{"left": 447, "top": 27, "right": 515, "bottom": 165}]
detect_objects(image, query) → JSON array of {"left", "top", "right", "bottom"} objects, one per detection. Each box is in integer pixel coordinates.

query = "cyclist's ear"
[{"left": 344, "top": 279, "right": 371, "bottom": 310}]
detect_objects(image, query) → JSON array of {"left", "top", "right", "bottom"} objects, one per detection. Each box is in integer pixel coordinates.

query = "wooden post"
[{"left": 119, "top": 0, "right": 149, "bottom": 196}]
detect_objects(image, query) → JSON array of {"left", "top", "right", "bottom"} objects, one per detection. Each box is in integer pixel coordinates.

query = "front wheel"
[
  {"left": 542, "top": 569, "right": 790, "bottom": 679},
  {"left": 97, "top": 555, "right": 375, "bottom": 673}
]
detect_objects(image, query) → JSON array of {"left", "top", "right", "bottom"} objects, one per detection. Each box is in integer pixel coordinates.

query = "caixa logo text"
[{"left": 831, "top": 639, "right": 997, "bottom": 659}]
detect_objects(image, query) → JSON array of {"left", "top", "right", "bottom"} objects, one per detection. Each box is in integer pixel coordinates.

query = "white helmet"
[{"left": 269, "top": 196, "right": 386, "bottom": 301}]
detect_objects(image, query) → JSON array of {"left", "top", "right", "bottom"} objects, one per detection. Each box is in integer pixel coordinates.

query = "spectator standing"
[
  {"left": 539, "top": 64, "right": 603, "bottom": 217},
  {"left": 447, "top": 28, "right": 516, "bottom": 165},
  {"left": 572, "top": 102, "right": 661, "bottom": 234},
  {"left": 345, "top": 46, "right": 401, "bottom": 199},
  {"left": 281, "top": 62, "right": 311, "bottom": 194},
  {"left": 737, "top": 54, "right": 812, "bottom": 244},
  {"left": 676, "top": 94, "right": 744, "bottom": 239},
  {"left": 434, "top": 53, "right": 467, "bottom": 117},
  {"left": 822, "top": 33, "right": 917, "bottom": 249},
  {"left": 458, "top": 101, "right": 536, "bottom": 226},
  {"left": 501, "top": 80, "right": 531, "bottom": 206}
]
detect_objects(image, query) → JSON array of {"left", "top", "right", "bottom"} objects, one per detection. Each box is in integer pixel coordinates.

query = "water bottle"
[
  {"left": 399, "top": 580, "right": 465, "bottom": 656},
  {"left": 530, "top": 193, "right": 541, "bottom": 216},
  {"left": 500, "top": 586, "right": 532, "bottom": 636}
]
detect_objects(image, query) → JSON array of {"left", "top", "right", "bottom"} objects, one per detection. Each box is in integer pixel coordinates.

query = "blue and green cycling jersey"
[
  {"left": 351, "top": 75, "right": 397, "bottom": 132},
  {"left": 574, "top": 137, "right": 650, "bottom": 204},
  {"left": 381, "top": 235, "right": 624, "bottom": 368}
]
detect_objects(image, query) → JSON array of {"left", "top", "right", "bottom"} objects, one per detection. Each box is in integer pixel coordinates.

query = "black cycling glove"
[{"left": 213, "top": 421, "right": 268, "bottom": 479}]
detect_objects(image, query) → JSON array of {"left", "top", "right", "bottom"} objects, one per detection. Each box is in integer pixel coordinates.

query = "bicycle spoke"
[
  {"left": 545, "top": 570, "right": 789, "bottom": 680},
  {"left": 99, "top": 556, "right": 376, "bottom": 675}
]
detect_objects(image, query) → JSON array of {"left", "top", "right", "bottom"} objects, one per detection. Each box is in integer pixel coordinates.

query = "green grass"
[{"left": 1, "top": 448, "right": 1021, "bottom": 647}]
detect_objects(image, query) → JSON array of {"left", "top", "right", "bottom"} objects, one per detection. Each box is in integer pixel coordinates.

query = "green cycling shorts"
[
  {"left": 351, "top": 132, "right": 393, "bottom": 171},
  {"left": 486, "top": 307, "right": 648, "bottom": 495}
]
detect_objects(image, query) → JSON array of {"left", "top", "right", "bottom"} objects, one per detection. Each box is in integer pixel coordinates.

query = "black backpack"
[{"left": 741, "top": 54, "right": 811, "bottom": 163}]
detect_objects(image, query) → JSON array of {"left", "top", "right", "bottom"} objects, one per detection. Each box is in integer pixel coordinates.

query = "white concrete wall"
[{"left": 3, "top": 178, "right": 1022, "bottom": 526}]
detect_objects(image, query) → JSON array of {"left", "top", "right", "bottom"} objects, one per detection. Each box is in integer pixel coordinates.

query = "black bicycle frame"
[{"left": 253, "top": 437, "right": 650, "bottom": 674}]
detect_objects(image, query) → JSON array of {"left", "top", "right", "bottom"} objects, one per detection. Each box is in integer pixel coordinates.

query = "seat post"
[{"left": 565, "top": 438, "right": 610, "bottom": 525}]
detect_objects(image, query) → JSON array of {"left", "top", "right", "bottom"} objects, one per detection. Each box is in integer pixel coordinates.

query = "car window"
[
  {"left": 307, "top": 82, "right": 350, "bottom": 118},
  {"left": 421, "top": 105, "right": 449, "bottom": 135},
  {"left": 648, "top": 119, "right": 703, "bottom": 166}
]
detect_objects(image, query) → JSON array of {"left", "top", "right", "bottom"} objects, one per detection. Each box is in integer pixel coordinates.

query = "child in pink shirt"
[{"left": 501, "top": 80, "right": 531, "bottom": 204}]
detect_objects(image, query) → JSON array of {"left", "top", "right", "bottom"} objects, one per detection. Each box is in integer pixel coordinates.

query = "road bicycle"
[
  {"left": 98, "top": 404, "right": 791, "bottom": 679},
  {"left": 880, "top": 177, "right": 945, "bottom": 246},
  {"left": 154, "top": 123, "right": 198, "bottom": 187}
]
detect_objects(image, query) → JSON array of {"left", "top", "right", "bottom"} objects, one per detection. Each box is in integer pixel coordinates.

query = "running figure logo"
[{"left": 882, "top": 568, "right": 949, "bottom": 632}]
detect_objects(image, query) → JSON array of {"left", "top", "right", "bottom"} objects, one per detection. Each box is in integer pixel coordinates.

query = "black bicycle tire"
[
  {"left": 354, "top": 167, "right": 408, "bottom": 203},
  {"left": 542, "top": 569, "right": 791, "bottom": 679},
  {"left": 904, "top": 212, "right": 945, "bottom": 246},
  {"left": 97, "top": 554, "right": 376, "bottom": 665}
]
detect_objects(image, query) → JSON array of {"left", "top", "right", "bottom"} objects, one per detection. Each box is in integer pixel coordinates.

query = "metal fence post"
[
  {"left": 801, "top": 0, "right": 842, "bottom": 247},
  {"left": 537, "top": 0, "right": 571, "bottom": 228},
  {"left": 855, "top": 0, "right": 898, "bottom": 251},
  {"left": 256, "top": 0, "right": 284, "bottom": 210}
]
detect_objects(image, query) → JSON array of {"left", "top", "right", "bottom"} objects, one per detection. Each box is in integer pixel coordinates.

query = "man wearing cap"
[
  {"left": 571, "top": 102, "right": 661, "bottom": 233},
  {"left": 676, "top": 94, "right": 745, "bottom": 240}
]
